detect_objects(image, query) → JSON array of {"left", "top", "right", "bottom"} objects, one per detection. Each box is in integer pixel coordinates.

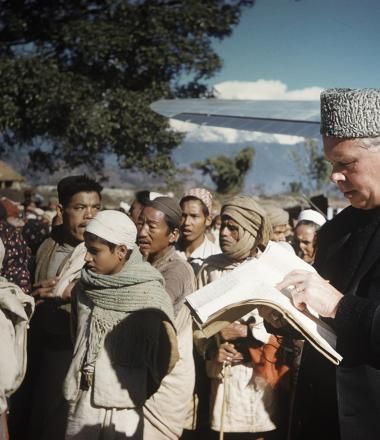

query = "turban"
[
  {"left": 86, "top": 210, "right": 137, "bottom": 249},
  {"left": 221, "top": 195, "right": 271, "bottom": 261},
  {"left": 265, "top": 205, "right": 289, "bottom": 227},
  {"left": 181, "top": 187, "right": 213, "bottom": 215},
  {"left": 320, "top": 88, "right": 380, "bottom": 138},
  {"left": 297, "top": 209, "right": 326, "bottom": 227},
  {"left": 146, "top": 196, "right": 182, "bottom": 228}
]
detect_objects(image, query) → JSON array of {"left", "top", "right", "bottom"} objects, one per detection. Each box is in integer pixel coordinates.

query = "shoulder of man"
[{"left": 318, "top": 206, "right": 358, "bottom": 239}]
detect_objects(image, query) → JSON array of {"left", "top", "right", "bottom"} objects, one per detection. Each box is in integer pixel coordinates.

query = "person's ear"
[
  {"left": 205, "top": 214, "right": 212, "bottom": 228},
  {"left": 117, "top": 245, "right": 128, "bottom": 259},
  {"left": 56, "top": 203, "right": 64, "bottom": 222},
  {"left": 168, "top": 228, "right": 180, "bottom": 244}
]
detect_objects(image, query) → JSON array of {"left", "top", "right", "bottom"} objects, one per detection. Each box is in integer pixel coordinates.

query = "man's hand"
[
  {"left": 276, "top": 270, "right": 343, "bottom": 318},
  {"left": 257, "top": 306, "right": 287, "bottom": 329},
  {"left": 32, "top": 277, "right": 59, "bottom": 304},
  {"left": 215, "top": 342, "right": 244, "bottom": 365},
  {"left": 220, "top": 322, "right": 248, "bottom": 341}
]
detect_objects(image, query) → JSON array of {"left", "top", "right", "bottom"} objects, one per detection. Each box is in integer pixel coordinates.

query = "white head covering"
[
  {"left": 119, "top": 201, "right": 131, "bottom": 212},
  {"left": 85, "top": 210, "right": 137, "bottom": 249},
  {"left": 297, "top": 209, "right": 326, "bottom": 227},
  {"left": 149, "top": 191, "right": 165, "bottom": 201}
]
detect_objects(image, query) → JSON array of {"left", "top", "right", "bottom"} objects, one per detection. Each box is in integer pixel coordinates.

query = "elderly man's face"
[
  {"left": 219, "top": 215, "right": 240, "bottom": 253},
  {"left": 137, "top": 206, "right": 178, "bottom": 261},
  {"left": 324, "top": 136, "right": 380, "bottom": 210}
]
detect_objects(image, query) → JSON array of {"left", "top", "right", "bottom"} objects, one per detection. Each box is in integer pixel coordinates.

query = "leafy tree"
[
  {"left": 290, "top": 138, "right": 332, "bottom": 194},
  {"left": 192, "top": 146, "right": 255, "bottom": 194},
  {"left": 0, "top": 0, "right": 255, "bottom": 177}
]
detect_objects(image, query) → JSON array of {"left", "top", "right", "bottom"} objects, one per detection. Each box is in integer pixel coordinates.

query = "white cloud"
[
  {"left": 170, "top": 119, "right": 304, "bottom": 145},
  {"left": 213, "top": 79, "right": 323, "bottom": 100},
  {"left": 169, "top": 79, "right": 322, "bottom": 145}
]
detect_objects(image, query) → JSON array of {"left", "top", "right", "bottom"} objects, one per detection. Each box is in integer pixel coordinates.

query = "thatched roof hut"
[{"left": 0, "top": 161, "right": 24, "bottom": 189}]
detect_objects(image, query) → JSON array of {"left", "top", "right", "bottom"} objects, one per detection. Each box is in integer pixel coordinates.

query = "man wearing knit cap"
[
  {"left": 196, "top": 195, "right": 294, "bottom": 438},
  {"left": 177, "top": 187, "right": 220, "bottom": 276},
  {"left": 63, "top": 210, "right": 178, "bottom": 439},
  {"left": 137, "top": 196, "right": 195, "bottom": 315},
  {"left": 136, "top": 196, "right": 196, "bottom": 439},
  {"left": 278, "top": 88, "right": 380, "bottom": 440}
]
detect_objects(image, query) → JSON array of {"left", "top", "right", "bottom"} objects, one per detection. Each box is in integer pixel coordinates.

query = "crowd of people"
[{"left": 0, "top": 87, "right": 379, "bottom": 440}]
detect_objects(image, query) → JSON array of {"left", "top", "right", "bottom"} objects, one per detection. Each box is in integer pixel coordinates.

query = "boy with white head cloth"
[{"left": 63, "top": 210, "right": 178, "bottom": 440}]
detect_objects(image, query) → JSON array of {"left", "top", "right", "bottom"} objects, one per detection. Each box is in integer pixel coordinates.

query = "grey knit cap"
[{"left": 320, "top": 88, "right": 380, "bottom": 138}]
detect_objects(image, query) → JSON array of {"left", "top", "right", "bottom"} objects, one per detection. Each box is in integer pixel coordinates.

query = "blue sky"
[
  {"left": 210, "top": 0, "right": 380, "bottom": 91},
  {"left": 171, "top": 0, "right": 380, "bottom": 195}
]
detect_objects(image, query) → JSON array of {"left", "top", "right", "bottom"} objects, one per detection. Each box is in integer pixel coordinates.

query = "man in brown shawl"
[
  {"left": 196, "top": 195, "right": 295, "bottom": 440},
  {"left": 136, "top": 196, "right": 196, "bottom": 439}
]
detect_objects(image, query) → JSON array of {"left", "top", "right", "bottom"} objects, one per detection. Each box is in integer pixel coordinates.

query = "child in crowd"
[{"left": 63, "top": 210, "right": 178, "bottom": 439}]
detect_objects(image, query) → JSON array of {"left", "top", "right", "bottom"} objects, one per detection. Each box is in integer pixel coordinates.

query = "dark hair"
[
  {"left": 180, "top": 196, "right": 209, "bottom": 217},
  {"left": 0, "top": 202, "right": 7, "bottom": 221},
  {"left": 134, "top": 190, "right": 151, "bottom": 206},
  {"left": 84, "top": 231, "right": 117, "bottom": 251},
  {"left": 57, "top": 175, "right": 103, "bottom": 207},
  {"left": 162, "top": 214, "right": 180, "bottom": 234}
]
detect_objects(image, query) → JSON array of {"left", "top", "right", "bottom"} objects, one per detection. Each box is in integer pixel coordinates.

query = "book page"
[
  {"left": 185, "top": 241, "right": 342, "bottom": 365},
  {"left": 186, "top": 241, "right": 316, "bottom": 320}
]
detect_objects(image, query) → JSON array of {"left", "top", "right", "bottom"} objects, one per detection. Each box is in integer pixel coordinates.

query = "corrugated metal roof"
[{"left": 151, "top": 98, "right": 321, "bottom": 138}]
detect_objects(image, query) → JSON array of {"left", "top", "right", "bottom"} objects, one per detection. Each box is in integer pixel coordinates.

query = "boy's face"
[{"left": 84, "top": 237, "right": 126, "bottom": 275}]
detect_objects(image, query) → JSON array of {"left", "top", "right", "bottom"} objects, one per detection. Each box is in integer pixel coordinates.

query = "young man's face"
[
  {"left": 84, "top": 236, "right": 126, "bottom": 275},
  {"left": 58, "top": 192, "right": 101, "bottom": 245},
  {"left": 219, "top": 215, "right": 240, "bottom": 253},
  {"left": 137, "top": 206, "right": 178, "bottom": 261},
  {"left": 271, "top": 224, "right": 288, "bottom": 242},
  {"left": 180, "top": 199, "right": 210, "bottom": 244}
]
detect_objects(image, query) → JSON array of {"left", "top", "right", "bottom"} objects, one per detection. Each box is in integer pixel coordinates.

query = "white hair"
[{"left": 360, "top": 136, "right": 380, "bottom": 151}]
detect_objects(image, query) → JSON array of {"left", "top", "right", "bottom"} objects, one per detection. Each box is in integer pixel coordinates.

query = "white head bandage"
[
  {"left": 85, "top": 210, "right": 137, "bottom": 249},
  {"left": 297, "top": 209, "right": 326, "bottom": 227}
]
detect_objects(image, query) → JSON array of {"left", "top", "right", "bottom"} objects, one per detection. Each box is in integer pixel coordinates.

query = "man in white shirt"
[{"left": 176, "top": 187, "right": 220, "bottom": 276}]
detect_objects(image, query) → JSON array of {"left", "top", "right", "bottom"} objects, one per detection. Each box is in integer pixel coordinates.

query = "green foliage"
[
  {"left": 290, "top": 138, "right": 332, "bottom": 194},
  {"left": 192, "top": 146, "right": 255, "bottom": 194},
  {"left": 0, "top": 0, "right": 255, "bottom": 176}
]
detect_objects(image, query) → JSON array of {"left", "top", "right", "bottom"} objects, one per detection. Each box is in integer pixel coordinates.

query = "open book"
[{"left": 185, "top": 241, "right": 342, "bottom": 365}]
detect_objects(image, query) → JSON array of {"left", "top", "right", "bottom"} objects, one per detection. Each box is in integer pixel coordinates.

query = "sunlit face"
[
  {"left": 219, "top": 215, "right": 240, "bottom": 253},
  {"left": 84, "top": 236, "right": 127, "bottom": 275},
  {"left": 294, "top": 224, "right": 316, "bottom": 264},
  {"left": 271, "top": 224, "right": 288, "bottom": 242},
  {"left": 324, "top": 136, "right": 380, "bottom": 210},
  {"left": 180, "top": 199, "right": 211, "bottom": 244},
  {"left": 137, "top": 206, "right": 178, "bottom": 261},
  {"left": 58, "top": 192, "right": 101, "bottom": 245}
]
